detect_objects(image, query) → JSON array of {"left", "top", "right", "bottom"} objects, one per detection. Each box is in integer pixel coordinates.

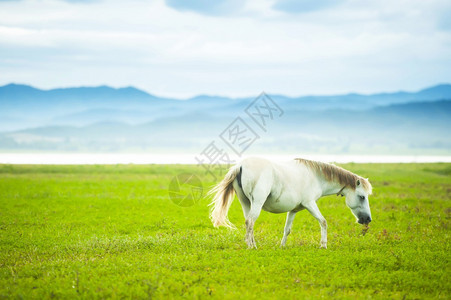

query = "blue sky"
[{"left": 0, "top": 0, "right": 450, "bottom": 98}]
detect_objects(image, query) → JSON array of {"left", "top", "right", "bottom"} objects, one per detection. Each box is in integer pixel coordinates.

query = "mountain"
[
  {"left": 1, "top": 100, "right": 449, "bottom": 154},
  {"left": 0, "top": 83, "right": 154, "bottom": 102},
  {"left": 1, "top": 83, "right": 451, "bottom": 132},
  {"left": 0, "top": 83, "right": 450, "bottom": 154},
  {"left": 272, "top": 83, "right": 451, "bottom": 111}
]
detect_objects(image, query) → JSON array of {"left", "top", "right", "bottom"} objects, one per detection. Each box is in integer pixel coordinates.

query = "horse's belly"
[{"left": 262, "top": 194, "right": 299, "bottom": 214}]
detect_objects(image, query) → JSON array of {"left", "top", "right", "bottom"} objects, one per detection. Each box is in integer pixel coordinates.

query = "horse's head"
[{"left": 344, "top": 178, "right": 372, "bottom": 225}]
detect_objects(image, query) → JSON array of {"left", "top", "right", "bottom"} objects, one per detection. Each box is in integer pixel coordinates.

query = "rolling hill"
[{"left": 0, "top": 83, "right": 450, "bottom": 154}]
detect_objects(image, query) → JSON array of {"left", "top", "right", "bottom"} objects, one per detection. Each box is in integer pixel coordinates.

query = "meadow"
[{"left": 0, "top": 163, "right": 449, "bottom": 299}]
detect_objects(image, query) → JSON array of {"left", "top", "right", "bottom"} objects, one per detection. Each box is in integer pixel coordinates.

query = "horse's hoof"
[{"left": 248, "top": 242, "right": 257, "bottom": 249}]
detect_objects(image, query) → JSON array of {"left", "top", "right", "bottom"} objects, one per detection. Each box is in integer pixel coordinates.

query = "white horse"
[{"left": 209, "top": 157, "right": 373, "bottom": 249}]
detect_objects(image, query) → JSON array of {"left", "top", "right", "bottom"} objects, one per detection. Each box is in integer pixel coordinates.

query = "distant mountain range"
[{"left": 0, "top": 83, "right": 450, "bottom": 154}]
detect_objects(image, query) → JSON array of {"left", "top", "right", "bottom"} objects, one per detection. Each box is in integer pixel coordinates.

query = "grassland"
[{"left": 0, "top": 163, "right": 450, "bottom": 299}]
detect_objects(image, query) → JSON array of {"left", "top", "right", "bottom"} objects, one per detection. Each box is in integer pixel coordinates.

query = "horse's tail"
[{"left": 208, "top": 164, "right": 241, "bottom": 229}]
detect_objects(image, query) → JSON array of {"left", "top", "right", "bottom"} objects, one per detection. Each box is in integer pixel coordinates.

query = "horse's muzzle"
[{"left": 358, "top": 214, "right": 372, "bottom": 225}]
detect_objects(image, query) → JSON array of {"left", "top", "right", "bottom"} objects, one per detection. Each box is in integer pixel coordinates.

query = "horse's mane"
[{"left": 295, "top": 158, "right": 372, "bottom": 194}]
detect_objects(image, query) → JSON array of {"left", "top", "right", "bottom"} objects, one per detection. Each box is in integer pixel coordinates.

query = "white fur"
[{"left": 209, "top": 157, "right": 372, "bottom": 249}]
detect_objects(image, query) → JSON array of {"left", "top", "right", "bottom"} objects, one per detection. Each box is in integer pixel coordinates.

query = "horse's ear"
[{"left": 356, "top": 179, "right": 361, "bottom": 186}]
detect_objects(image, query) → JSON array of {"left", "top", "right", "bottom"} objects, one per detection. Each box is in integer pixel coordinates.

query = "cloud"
[
  {"left": 437, "top": 6, "right": 451, "bottom": 31},
  {"left": 0, "top": 0, "right": 450, "bottom": 98},
  {"left": 272, "top": 0, "right": 344, "bottom": 13},
  {"left": 165, "top": 0, "right": 243, "bottom": 16}
]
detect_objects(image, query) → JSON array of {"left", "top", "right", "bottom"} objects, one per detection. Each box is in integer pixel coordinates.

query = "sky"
[{"left": 0, "top": 0, "right": 450, "bottom": 98}]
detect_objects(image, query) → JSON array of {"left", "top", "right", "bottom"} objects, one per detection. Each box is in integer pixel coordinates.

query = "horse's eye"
[{"left": 359, "top": 195, "right": 365, "bottom": 201}]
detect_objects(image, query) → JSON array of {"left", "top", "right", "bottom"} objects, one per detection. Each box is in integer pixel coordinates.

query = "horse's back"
[
  {"left": 240, "top": 156, "right": 306, "bottom": 184},
  {"left": 240, "top": 157, "right": 273, "bottom": 173},
  {"left": 238, "top": 157, "right": 316, "bottom": 213}
]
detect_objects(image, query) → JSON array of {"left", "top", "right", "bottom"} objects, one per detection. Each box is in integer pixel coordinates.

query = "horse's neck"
[{"left": 319, "top": 178, "right": 345, "bottom": 197}]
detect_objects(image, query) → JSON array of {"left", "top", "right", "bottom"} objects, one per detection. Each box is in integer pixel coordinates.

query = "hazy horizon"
[
  {"left": 1, "top": 83, "right": 450, "bottom": 156},
  {"left": 2, "top": 82, "right": 451, "bottom": 100}
]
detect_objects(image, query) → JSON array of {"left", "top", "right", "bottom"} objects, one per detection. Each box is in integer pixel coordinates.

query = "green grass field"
[{"left": 0, "top": 163, "right": 450, "bottom": 299}]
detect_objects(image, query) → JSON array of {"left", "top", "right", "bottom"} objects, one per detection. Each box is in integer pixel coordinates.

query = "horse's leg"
[
  {"left": 280, "top": 211, "right": 297, "bottom": 247},
  {"left": 236, "top": 185, "right": 255, "bottom": 247},
  {"left": 242, "top": 169, "right": 272, "bottom": 249},
  {"left": 244, "top": 188, "right": 269, "bottom": 249},
  {"left": 233, "top": 181, "right": 250, "bottom": 219},
  {"left": 305, "top": 202, "right": 328, "bottom": 249},
  {"left": 245, "top": 202, "right": 263, "bottom": 249}
]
